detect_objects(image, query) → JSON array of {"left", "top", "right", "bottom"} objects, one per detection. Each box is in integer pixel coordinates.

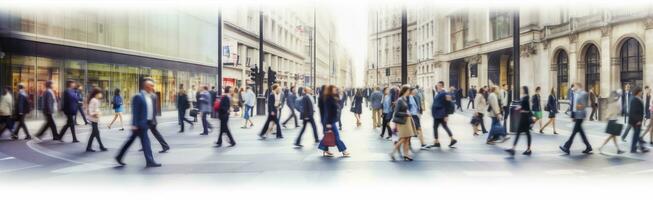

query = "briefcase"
[
  {"left": 189, "top": 108, "right": 199, "bottom": 117},
  {"left": 605, "top": 120, "right": 623, "bottom": 136}
]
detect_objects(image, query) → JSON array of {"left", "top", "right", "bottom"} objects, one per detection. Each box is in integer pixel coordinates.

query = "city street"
[{"left": 2, "top": 100, "right": 653, "bottom": 188}]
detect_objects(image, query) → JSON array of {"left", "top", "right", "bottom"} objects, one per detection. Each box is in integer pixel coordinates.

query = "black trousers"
[
  {"left": 191, "top": 102, "right": 198, "bottom": 121},
  {"left": 217, "top": 118, "right": 235, "bottom": 145},
  {"left": 502, "top": 106, "right": 510, "bottom": 128},
  {"left": 283, "top": 109, "right": 299, "bottom": 127},
  {"left": 148, "top": 121, "right": 170, "bottom": 150},
  {"left": 433, "top": 118, "right": 453, "bottom": 139},
  {"left": 76, "top": 104, "right": 88, "bottom": 124},
  {"left": 0, "top": 116, "right": 12, "bottom": 137},
  {"left": 477, "top": 113, "right": 487, "bottom": 133},
  {"left": 380, "top": 114, "right": 392, "bottom": 138},
  {"left": 11, "top": 114, "right": 30, "bottom": 139},
  {"left": 589, "top": 106, "right": 598, "bottom": 120},
  {"left": 87, "top": 122, "right": 105, "bottom": 150},
  {"left": 36, "top": 113, "right": 58, "bottom": 139},
  {"left": 260, "top": 114, "right": 282, "bottom": 138},
  {"left": 58, "top": 114, "right": 78, "bottom": 141},
  {"left": 178, "top": 109, "right": 193, "bottom": 132},
  {"left": 116, "top": 127, "right": 156, "bottom": 165},
  {"left": 563, "top": 119, "right": 591, "bottom": 150},
  {"left": 296, "top": 117, "right": 318, "bottom": 145},
  {"left": 467, "top": 98, "right": 475, "bottom": 109}
]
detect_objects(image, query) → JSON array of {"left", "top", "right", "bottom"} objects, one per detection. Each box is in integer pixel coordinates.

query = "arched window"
[
  {"left": 556, "top": 50, "right": 569, "bottom": 99},
  {"left": 585, "top": 44, "right": 600, "bottom": 95},
  {"left": 620, "top": 38, "right": 643, "bottom": 88}
]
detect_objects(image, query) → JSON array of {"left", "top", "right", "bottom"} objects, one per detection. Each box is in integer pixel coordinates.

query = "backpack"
[
  {"left": 213, "top": 96, "right": 224, "bottom": 113},
  {"left": 446, "top": 100, "right": 455, "bottom": 114},
  {"left": 295, "top": 96, "right": 304, "bottom": 112}
]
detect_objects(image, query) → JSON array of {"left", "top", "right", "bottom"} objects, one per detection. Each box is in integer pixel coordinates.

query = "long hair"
[
  {"left": 399, "top": 86, "right": 411, "bottom": 97},
  {"left": 522, "top": 86, "right": 530, "bottom": 96},
  {"left": 355, "top": 89, "right": 362, "bottom": 97},
  {"left": 323, "top": 85, "right": 339, "bottom": 101},
  {"left": 87, "top": 87, "right": 102, "bottom": 105}
]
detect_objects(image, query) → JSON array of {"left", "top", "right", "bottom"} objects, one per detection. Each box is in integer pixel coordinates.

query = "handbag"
[
  {"left": 322, "top": 128, "right": 336, "bottom": 147},
  {"left": 392, "top": 112, "right": 407, "bottom": 124},
  {"left": 605, "top": 120, "right": 623, "bottom": 136},
  {"left": 189, "top": 108, "right": 199, "bottom": 117}
]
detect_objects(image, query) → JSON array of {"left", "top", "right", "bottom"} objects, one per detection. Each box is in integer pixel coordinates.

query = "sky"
[{"left": 327, "top": 0, "right": 369, "bottom": 87}]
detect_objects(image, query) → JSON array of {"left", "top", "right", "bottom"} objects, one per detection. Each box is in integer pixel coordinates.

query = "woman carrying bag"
[
  {"left": 598, "top": 91, "right": 625, "bottom": 154},
  {"left": 389, "top": 85, "right": 415, "bottom": 161},
  {"left": 318, "top": 85, "right": 350, "bottom": 157}
]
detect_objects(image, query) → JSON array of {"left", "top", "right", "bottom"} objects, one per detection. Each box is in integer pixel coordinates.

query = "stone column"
[
  {"left": 568, "top": 34, "right": 579, "bottom": 84},
  {"left": 644, "top": 18, "right": 653, "bottom": 89},
  {"left": 600, "top": 26, "right": 612, "bottom": 97},
  {"left": 478, "top": 54, "right": 489, "bottom": 87}
]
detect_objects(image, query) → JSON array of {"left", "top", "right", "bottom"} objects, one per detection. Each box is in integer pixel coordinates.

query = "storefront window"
[
  {"left": 36, "top": 57, "right": 61, "bottom": 112},
  {"left": 10, "top": 55, "right": 37, "bottom": 117},
  {"left": 87, "top": 62, "right": 113, "bottom": 110},
  {"left": 556, "top": 50, "right": 569, "bottom": 100}
]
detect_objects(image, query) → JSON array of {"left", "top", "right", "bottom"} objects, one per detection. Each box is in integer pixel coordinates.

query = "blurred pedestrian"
[
  {"left": 188, "top": 85, "right": 198, "bottom": 122},
  {"left": 259, "top": 84, "right": 283, "bottom": 139},
  {"left": 108, "top": 88, "right": 125, "bottom": 131},
  {"left": 242, "top": 86, "right": 256, "bottom": 128},
  {"left": 0, "top": 86, "right": 14, "bottom": 138},
  {"left": 75, "top": 85, "right": 89, "bottom": 125},
  {"left": 506, "top": 86, "right": 533, "bottom": 156},
  {"left": 86, "top": 87, "right": 107, "bottom": 152},
  {"left": 598, "top": 91, "right": 625, "bottom": 154},
  {"left": 216, "top": 86, "right": 235, "bottom": 147},
  {"left": 486, "top": 86, "right": 507, "bottom": 144},
  {"left": 427, "top": 81, "right": 457, "bottom": 148},
  {"left": 627, "top": 86, "right": 649, "bottom": 153},
  {"left": 389, "top": 85, "right": 414, "bottom": 161},
  {"left": 560, "top": 82, "right": 593, "bottom": 155},
  {"left": 176, "top": 85, "right": 193, "bottom": 133},
  {"left": 318, "top": 85, "right": 350, "bottom": 157},
  {"left": 11, "top": 83, "right": 31, "bottom": 140},
  {"left": 380, "top": 87, "right": 394, "bottom": 139},
  {"left": 199, "top": 85, "right": 213, "bottom": 135},
  {"left": 295, "top": 87, "right": 319, "bottom": 147},
  {"left": 589, "top": 88, "right": 598, "bottom": 121},
  {"left": 471, "top": 87, "right": 487, "bottom": 136},
  {"left": 58, "top": 80, "right": 80, "bottom": 143},
  {"left": 370, "top": 87, "right": 384, "bottom": 128},
  {"left": 408, "top": 87, "right": 426, "bottom": 149},
  {"left": 351, "top": 89, "right": 363, "bottom": 127},
  {"left": 532, "top": 86, "right": 543, "bottom": 130},
  {"left": 540, "top": 88, "right": 559, "bottom": 134},
  {"left": 282, "top": 86, "right": 299, "bottom": 128},
  {"left": 621, "top": 84, "right": 633, "bottom": 142}
]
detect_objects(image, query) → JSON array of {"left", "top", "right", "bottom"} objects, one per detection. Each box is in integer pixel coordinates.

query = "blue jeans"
[
  {"left": 201, "top": 112, "right": 210, "bottom": 134},
  {"left": 318, "top": 122, "right": 347, "bottom": 152},
  {"left": 244, "top": 105, "right": 253, "bottom": 120}
]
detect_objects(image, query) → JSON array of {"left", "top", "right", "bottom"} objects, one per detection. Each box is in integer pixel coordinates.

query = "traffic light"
[
  {"left": 268, "top": 67, "right": 277, "bottom": 85},
  {"left": 249, "top": 65, "right": 258, "bottom": 83}
]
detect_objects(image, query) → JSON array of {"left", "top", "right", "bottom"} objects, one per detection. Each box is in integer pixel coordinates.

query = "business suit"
[
  {"left": 209, "top": 89, "right": 218, "bottom": 118},
  {"left": 115, "top": 91, "right": 159, "bottom": 166},
  {"left": 216, "top": 95, "right": 235, "bottom": 146},
  {"left": 75, "top": 89, "right": 89, "bottom": 125},
  {"left": 622, "top": 91, "right": 634, "bottom": 140},
  {"left": 198, "top": 91, "right": 212, "bottom": 135},
  {"left": 146, "top": 93, "right": 170, "bottom": 152},
  {"left": 296, "top": 95, "right": 318, "bottom": 146},
  {"left": 176, "top": 92, "right": 193, "bottom": 132},
  {"left": 259, "top": 93, "right": 283, "bottom": 138},
  {"left": 11, "top": 90, "right": 31, "bottom": 140},
  {"left": 467, "top": 88, "right": 476, "bottom": 109},
  {"left": 282, "top": 92, "right": 299, "bottom": 127},
  {"left": 58, "top": 88, "right": 80, "bottom": 142},
  {"left": 431, "top": 91, "right": 453, "bottom": 141},
  {"left": 628, "top": 96, "right": 648, "bottom": 153},
  {"left": 35, "top": 89, "right": 58, "bottom": 140},
  {"left": 561, "top": 90, "right": 592, "bottom": 154}
]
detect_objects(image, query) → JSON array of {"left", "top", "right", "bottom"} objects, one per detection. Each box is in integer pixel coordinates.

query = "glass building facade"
[{"left": 0, "top": 7, "right": 220, "bottom": 118}]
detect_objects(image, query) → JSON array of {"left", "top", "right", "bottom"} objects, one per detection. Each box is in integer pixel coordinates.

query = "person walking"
[
  {"left": 282, "top": 86, "right": 299, "bottom": 128},
  {"left": 467, "top": 86, "right": 476, "bottom": 109},
  {"left": 337, "top": 89, "right": 346, "bottom": 130},
  {"left": 455, "top": 87, "right": 463, "bottom": 111},
  {"left": 427, "top": 81, "right": 457, "bottom": 148},
  {"left": 108, "top": 88, "right": 125, "bottom": 131},
  {"left": 0, "top": 86, "right": 14, "bottom": 138},
  {"left": 318, "top": 85, "right": 350, "bottom": 157},
  {"left": 58, "top": 80, "right": 80, "bottom": 143},
  {"left": 75, "top": 85, "right": 89, "bottom": 125},
  {"left": 532, "top": 87, "right": 543, "bottom": 130},
  {"left": 86, "top": 87, "right": 107, "bottom": 152},
  {"left": 598, "top": 91, "right": 625, "bottom": 154},
  {"left": 216, "top": 86, "right": 235, "bottom": 147},
  {"left": 176, "top": 85, "right": 193, "bottom": 133},
  {"left": 11, "top": 83, "right": 31, "bottom": 140},
  {"left": 36, "top": 81, "right": 59, "bottom": 141},
  {"left": 486, "top": 86, "right": 507, "bottom": 144},
  {"left": 198, "top": 86, "right": 213, "bottom": 135},
  {"left": 389, "top": 85, "right": 415, "bottom": 161},
  {"left": 589, "top": 88, "right": 599, "bottom": 121},
  {"left": 380, "top": 87, "right": 394, "bottom": 139},
  {"left": 472, "top": 87, "right": 488, "bottom": 136},
  {"left": 241, "top": 86, "right": 256, "bottom": 128},
  {"left": 408, "top": 88, "right": 426, "bottom": 149},
  {"left": 259, "top": 84, "right": 283, "bottom": 139},
  {"left": 627, "top": 87, "right": 649, "bottom": 153},
  {"left": 560, "top": 82, "right": 593, "bottom": 155},
  {"left": 188, "top": 85, "right": 198, "bottom": 122},
  {"left": 539, "top": 88, "right": 559, "bottom": 134},
  {"left": 351, "top": 90, "right": 363, "bottom": 127},
  {"left": 295, "top": 87, "right": 319, "bottom": 147},
  {"left": 501, "top": 84, "right": 511, "bottom": 128},
  {"left": 370, "top": 87, "right": 384, "bottom": 128},
  {"left": 621, "top": 84, "right": 633, "bottom": 142},
  {"left": 115, "top": 78, "right": 162, "bottom": 167},
  {"left": 231, "top": 87, "right": 241, "bottom": 117},
  {"left": 644, "top": 86, "right": 651, "bottom": 129},
  {"left": 505, "top": 86, "right": 533, "bottom": 156},
  {"left": 209, "top": 86, "right": 218, "bottom": 118}
]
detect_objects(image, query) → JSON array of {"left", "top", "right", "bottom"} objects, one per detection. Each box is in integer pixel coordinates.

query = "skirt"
[
  {"left": 396, "top": 116, "right": 415, "bottom": 138},
  {"left": 114, "top": 106, "right": 124, "bottom": 113},
  {"left": 411, "top": 115, "right": 421, "bottom": 129},
  {"left": 548, "top": 111, "right": 556, "bottom": 118},
  {"left": 533, "top": 111, "right": 543, "bottom": 119}
]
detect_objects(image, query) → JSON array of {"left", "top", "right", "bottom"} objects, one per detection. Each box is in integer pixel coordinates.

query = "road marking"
[
  {"left": 544, "top": 169, "right": 587, "bottom": 175},
  {"left": 0, "top": 157, "right": 16, "bottom": 161},
  {"left": 0, "top": 164, "right": 41, "bottom": 174},
  {"left": 25, "top": 140, "right": 106, "bottom": 166}
]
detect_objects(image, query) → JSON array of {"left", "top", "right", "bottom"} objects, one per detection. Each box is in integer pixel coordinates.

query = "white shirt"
[
  {"left": 144, "top": 91, "right": 154, "bottom": 121},
  {"left": 0, "top": 93, "right": 13, "bottom": 116},
  {"left": 87, "top": 98, "right": 101, "bottom": 122}
]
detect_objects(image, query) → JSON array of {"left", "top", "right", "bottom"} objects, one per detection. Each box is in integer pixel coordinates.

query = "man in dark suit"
[
  {"left": 198, "top": 85, "right": 213, "bottom": 135},
  {"left": 259, "top": 84, "right": 283, "bottom": 139},
  {"left": 35, "top": 80, "right": 59, "bottom": 140},
  {"left": 75, "top": 85, "right": 89, "bottom": 125},
  {"left": 467, "top": 86, "right": 476, "bottom": 109},
  {"left": 58, "top": 80, "right": 80, "bottom": 143},
  {"left": 176, "top": 84, "right": 193, "bottom": 133},
  {"left": 627, "top": 87, "right": 649, "bottom": 153},
  {"left": 209, "top": 86, "right": 218, "bottom": 118},
  {"left": 115, "top": 78, "right": 162, "bottom": 167},
  {"left": 622, "top": 84, "right": 634, "bottom": 141},
  {"left": 295, "top": 87, "right": 318, "bottom": 147},
  {"left": 282, "top": 86, "right": 299, "bottom": 128},
  {"left": 216, "top": 86, "right": 235, "bottom": 147},
  {"left": 11, "top": 83, "right": 31, "bottom": 140}
]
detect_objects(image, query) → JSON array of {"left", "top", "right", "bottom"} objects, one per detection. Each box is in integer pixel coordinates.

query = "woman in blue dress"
[
  {"left": 108, "top": 88, "right": 125, "bottom": 131},
  {"left": 351, "top": 90, "right": 364, "bottom": 127}
]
